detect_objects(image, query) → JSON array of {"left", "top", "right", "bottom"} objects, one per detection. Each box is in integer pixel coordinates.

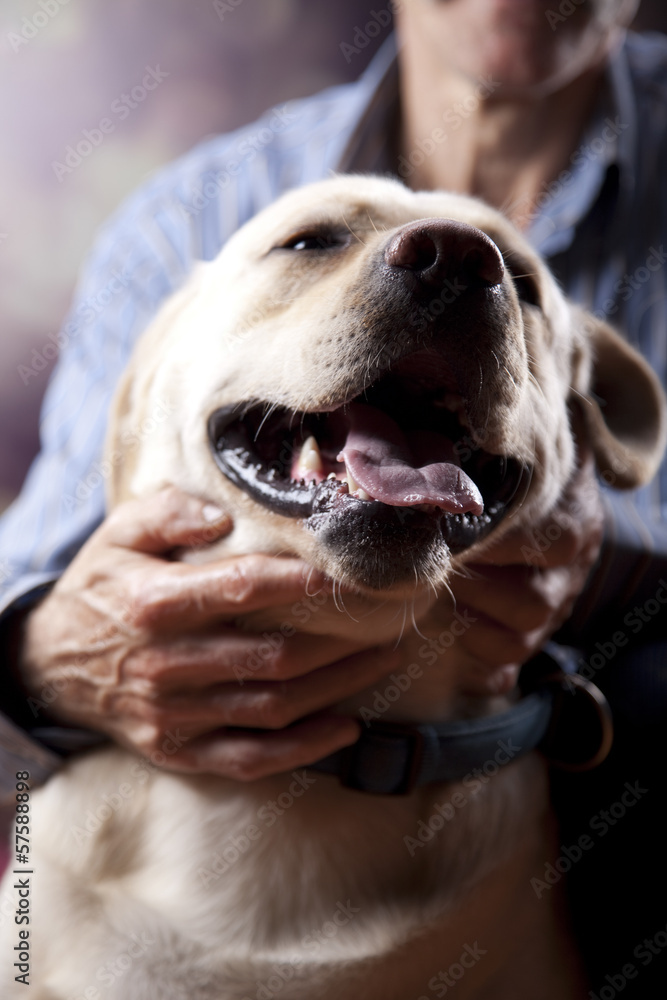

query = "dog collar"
[{"left": 309, "top": 644, "right": 614, "bottom": 795}]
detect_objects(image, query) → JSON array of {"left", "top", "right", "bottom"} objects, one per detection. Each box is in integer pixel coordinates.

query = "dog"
[{"left": 2, "top": 175, "right": 665, "bottom": 999}]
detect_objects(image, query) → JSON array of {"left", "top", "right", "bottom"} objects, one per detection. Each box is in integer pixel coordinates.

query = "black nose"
[{"left": 384, "top": 218, "right": 505, "bottom": 292}]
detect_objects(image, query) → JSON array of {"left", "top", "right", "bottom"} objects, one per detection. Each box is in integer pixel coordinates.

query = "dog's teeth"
[
  {"left": 435, "top": 393, "right": 472, "bottom": 429},
  {"left": 326, "top": 472, "right": 337, "bottom": 481},
  {"left": 297, "top": 435, "right": 323, "bottom": 476},
  {"left": 346, "top": 471, "right": 362, "bottom": 493},
  {"left": 343, "top": 467, "right": 372, "bottom": 501},
  {"left": 434, "top": 392, "right": 465, "bottom": 412}
]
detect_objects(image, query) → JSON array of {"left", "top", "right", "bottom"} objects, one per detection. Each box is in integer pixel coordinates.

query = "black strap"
[
  {"left": 310, "top": 688, "right": 554, "bottom": 795},
  {"left": 309, "top": 643, "right": 613, "bottom": 795}
]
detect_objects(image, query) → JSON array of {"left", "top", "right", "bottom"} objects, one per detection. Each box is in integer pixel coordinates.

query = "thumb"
[{"left": 100, "top": 486, "right": 232, "bottom": 553}]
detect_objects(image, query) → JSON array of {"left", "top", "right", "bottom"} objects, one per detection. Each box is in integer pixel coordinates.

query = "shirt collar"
[
  {"left": 527, "top": 30, "right": 637, "bottom": 257},
  {"left": 335, "top": 34, "right": 400, "bottom": 176}
]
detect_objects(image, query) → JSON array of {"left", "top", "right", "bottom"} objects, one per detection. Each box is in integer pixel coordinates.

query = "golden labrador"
[{"left": 2, "top": 176, "right": 665, "bottom": 999}]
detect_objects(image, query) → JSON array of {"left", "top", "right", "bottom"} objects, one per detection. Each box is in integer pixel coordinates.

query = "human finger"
[{"left": 133, "top": 713, "right": 362, "bottom": 782}]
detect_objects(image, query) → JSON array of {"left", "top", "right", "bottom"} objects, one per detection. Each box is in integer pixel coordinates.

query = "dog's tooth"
[
  {"left": 434, "top": 392, "right": 465, "bottom": 411},
  {"left": 326, "top": 472, "right": 337, "bottom": 481},
  {"left": 344, "top": 466, "right": 372, "bottom": 500},
  {"left": 346, "top": 477, "right": 372, "bottom": 501},
  {"left": 434, "top": 392, "right": 471, "bottom": 430},
  {"left": 297, "top": 435, "right": 323, "bottom": 476},
  {"left": 346, "top": 470, "right": 362, "bottom": 493}
]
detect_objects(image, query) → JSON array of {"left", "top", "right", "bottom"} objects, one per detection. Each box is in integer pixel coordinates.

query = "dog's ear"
[{"left": 571, "top": 308, "right": 667, "bottom": 489}]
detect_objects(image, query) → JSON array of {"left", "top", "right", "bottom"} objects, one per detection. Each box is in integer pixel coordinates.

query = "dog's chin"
[
  {"left": 207, "top": 355, "right": 529, "bottom": 591},
  {"left": 307, "top": 490, "right": 453, "bottom": 592}
]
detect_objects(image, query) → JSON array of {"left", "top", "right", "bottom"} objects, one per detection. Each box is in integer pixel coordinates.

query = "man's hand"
[
  {"left": 449, "top": 437, "right": 605, "bottom": 694},
  {"left": 17, "top": 488, "right": 398, "bottom": 780}
]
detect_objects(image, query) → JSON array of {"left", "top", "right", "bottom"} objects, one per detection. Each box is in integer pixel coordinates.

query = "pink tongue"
[{"left": 339, "top": 403, "right": 483, "bottom": 515}]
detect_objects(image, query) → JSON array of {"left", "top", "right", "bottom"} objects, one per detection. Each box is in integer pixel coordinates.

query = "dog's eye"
[{"left": 278, "top": 231, "right": 348, "bottom": 252}]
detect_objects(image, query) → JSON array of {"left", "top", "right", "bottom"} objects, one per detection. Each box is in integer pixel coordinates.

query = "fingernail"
[{"left": 202, "top": 503, "right": 226, "bottom": 523}]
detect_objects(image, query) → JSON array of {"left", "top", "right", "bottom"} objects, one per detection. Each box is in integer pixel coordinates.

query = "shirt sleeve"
[
  {"left": 0, "top": 90, "right": 340, "bottom": 783},
  {"left": 0, "top": 89, "right": 346, "bottom": 602},
  {"left": 567, "top": 489, "right": 667, "bottom": 647},
  {"left": 0, "top": 161, "right": 207, "bottom": 783}
]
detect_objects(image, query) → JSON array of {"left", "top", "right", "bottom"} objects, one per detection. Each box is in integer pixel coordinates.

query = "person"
[{"left": 1, "top": 0, "right": 666, "bottom": 987}]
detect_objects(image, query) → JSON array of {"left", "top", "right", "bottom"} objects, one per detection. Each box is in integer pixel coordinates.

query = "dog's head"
[{"left": 108, "top": 176, "right": 666, "bottom": 594}]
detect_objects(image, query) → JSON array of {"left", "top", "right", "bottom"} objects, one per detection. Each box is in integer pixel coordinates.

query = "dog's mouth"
[{"left": 208, "top": 350, "right": 527, "bottom": 557}]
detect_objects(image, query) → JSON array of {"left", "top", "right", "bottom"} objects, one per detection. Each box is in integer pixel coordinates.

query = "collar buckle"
[
  {"left": 540, "top": 671, "right": 614, "bottom": 771},
  {"left": 340, "top": 719, "right": 425, "bottom": 795}
]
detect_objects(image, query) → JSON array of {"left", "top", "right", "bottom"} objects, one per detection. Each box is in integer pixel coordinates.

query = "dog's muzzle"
[{"left": 208, "top": 219, "right": 531, "bottom": 588}]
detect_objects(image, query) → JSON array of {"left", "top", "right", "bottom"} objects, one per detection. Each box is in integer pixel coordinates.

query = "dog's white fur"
[{"left": 2, "top": 177, "right": 665, "bottom": 1000}]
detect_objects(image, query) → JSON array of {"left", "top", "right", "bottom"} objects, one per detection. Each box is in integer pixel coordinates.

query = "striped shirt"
[{"left": 1, "top": 31, "right": 666, "bottom": 790}]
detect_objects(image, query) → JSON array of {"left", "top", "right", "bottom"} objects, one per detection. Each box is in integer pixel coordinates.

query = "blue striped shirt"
[{"left": 1, "top": 32, "right": 666, "bottom": 791}]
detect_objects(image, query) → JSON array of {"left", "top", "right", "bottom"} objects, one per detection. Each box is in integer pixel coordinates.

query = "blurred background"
[{"left": 1, "top": 0, "right": 666, "bottom": 512}]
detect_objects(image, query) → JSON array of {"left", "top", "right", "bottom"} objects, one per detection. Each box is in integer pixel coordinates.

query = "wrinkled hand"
[
  {"left": 17, "top": 488, "right": 398, "bottom": 780},
  {"left": 449, "top": 436, "right": 604, "bottom": 693}
]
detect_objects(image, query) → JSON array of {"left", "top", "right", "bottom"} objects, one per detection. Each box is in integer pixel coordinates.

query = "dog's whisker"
[
  {"left": 382, "top": 600, "right": 406, "bottom": 647},
  {"left": 526, "top": 361, "right": 548, "bottom": 401},
  {"left": 331, "top": 578, "right": 342, "bottom": 613},
  {"left": 392, "top": 599, "right": 408, "bottom": 644},
  {"left": 440, "top": 576, "right": 457, "bottom": 613},
  {"left": 514, "top": 458, "right": 534, "bottom": 510},
  {"left": 366, "top": 214, "right": 389, "bottom": 237},
  {"left": 305, "top": 564, "right": 324, "bottom": 599},
  {"left": 368, "top": 341, "right": 391, "bottom": 376},
  {"left": 409, "top": 601, "right": 431, "bottom": 642},
  {"left": 568, "top": 385, "right": 588, "bottom": 403},
  {"left": 451, "top": 563, "right": 482, "bottom": 582},
  {"left": 500, "top": 247, "right": 529, "bottom": 264},
  {"left": 254, "top": 402, "right": 280, "bottom": 442},
  {"left": 288, "top": 406, "right": 301, "bottom": 430},
  {"left": 471, "top": 356, "right": 485, "bottom": 408},
  {"left": 342, "top": 214, "right": 367, "bottom": 247},
  {"left": 332, "top": 580, "right": 360, "bottom": 622},
  {"left": 528, "top": 366, "right": 544, "bottom": 395},
  {"left": 501, "top": 365, "right": 520, "bottom": 392},
  {"left": 332, "top": 578, "right": 348, "bottom": 615}
]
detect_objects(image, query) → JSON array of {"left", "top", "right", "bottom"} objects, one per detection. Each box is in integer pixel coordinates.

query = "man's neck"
[{"left": 397, "top": 46, "right": 604, "bottom": 230}]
